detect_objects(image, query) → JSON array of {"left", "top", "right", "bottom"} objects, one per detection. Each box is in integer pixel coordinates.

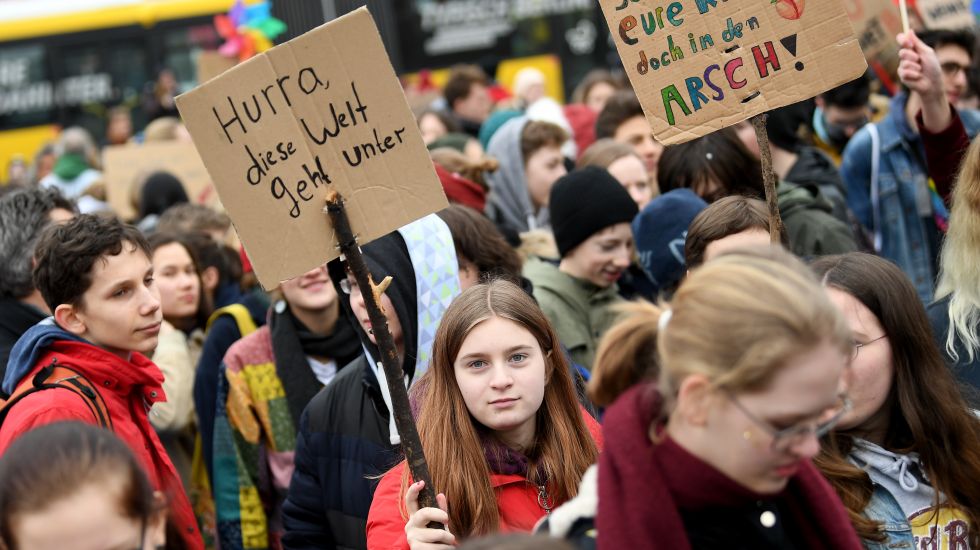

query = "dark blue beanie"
[{"left": 632, "top": 188, "right": 707, "bottom": 293}]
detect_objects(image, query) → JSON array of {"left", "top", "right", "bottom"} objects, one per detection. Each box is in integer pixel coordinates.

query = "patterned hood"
[{"left": 328, "top": 214, "right": 461, "bottom": 444}]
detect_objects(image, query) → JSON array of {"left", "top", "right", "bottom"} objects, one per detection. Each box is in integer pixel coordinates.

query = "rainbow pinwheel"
[{"left": 215, "top": 0, "right": 287, "bottom": 61}]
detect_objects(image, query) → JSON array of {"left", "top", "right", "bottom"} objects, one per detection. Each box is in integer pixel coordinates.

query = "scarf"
[
  {"left": 52, "top": 153, "right": 90, "bottom": 181},
  {"left": 269, "top": 302, "right": 360, "bottom": 428},
  {"left": 482, "top": 432, "right": 539, "bottom": 479},
  {"left": 596, "top": 384, "right": 863, "bottom": 550}
]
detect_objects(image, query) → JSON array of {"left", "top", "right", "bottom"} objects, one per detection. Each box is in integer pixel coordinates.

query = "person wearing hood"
[
  {"left": 0, "top": 214, "right": 203, "bottom": 549},
  {"left": 484, "top": 117, "right": 569, "bottom": 240},
  {"left": 39, "top": 127, "right": 103, "bottom": 201},
  {"left": 0, "top": 188, "right": 75, "bottom": 392},
  {"left": 523, "top": 167, "right": 638, "bottom": 370},
  {"left": 657, "top": 127, "right": 857, "bottom": 258},
  {"left": 812, "top": 253, "right": 980, "bottom": 549},
  {"left": 212, "top": 264, "right": 360, "bottom": 550},
  {"left": 280, "top": 215, "right": 461, "bottom": 550}
]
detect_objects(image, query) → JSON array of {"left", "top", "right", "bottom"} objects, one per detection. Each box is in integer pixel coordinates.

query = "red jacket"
[
  {"left": 0, "top": 340, "right": 203, "bottom": 550},
  {"left": 366, "top": 410, "right": 603, "bottom": 549}
]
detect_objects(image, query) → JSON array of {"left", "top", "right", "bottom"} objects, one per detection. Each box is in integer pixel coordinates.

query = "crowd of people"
[{"left": 0, "top": 23, "right": 979, "bottom": 550}]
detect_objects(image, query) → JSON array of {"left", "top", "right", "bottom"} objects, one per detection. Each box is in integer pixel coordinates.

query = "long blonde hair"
[{"left": 936, "top": 137, "right": 980, "bottom": 363}]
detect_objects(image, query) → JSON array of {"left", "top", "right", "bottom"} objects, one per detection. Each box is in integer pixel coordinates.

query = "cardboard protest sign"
[
  {"left": 175, "top": 8, "right": 448, "bottom": 288},
  {"left": 103, "top": 141, "right": 217, "bottom": 221},
  {"left": 916, "top": 0, "right": 976, "bottom": 29},
  {"left": 842, "top": 0, "right": 903, "bottom": 82},
  {"left": 196, "top": 51, "right": 238, "bottom": 85},
  {"left": 843, "top": 0, "right": 902, "bottom": 61},
  {"left": 600, "top": 0, "right": 868, "bottom": 144}
]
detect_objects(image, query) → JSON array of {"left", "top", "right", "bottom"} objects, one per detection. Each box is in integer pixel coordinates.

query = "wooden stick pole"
[
  {"left": 750, "top": 113, "right": 786, "bottom": 244},
  {"left": 898, "top": 0, "right": 910, "bottom": 35},
  {"left": 324, "top": 190, "right": 440, "bottom": 518}
]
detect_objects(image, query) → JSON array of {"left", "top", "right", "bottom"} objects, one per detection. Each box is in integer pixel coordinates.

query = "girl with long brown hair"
[
  {"left": 366, "top": 279, "right": 600, "bottom": 549},
  {"left": 812, "top": 252, "right": 980, "bottom": 549}
]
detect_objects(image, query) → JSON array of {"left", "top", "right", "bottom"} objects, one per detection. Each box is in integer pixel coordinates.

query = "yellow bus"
[{"left": 0, "top": 0, "right": 240, "bottom": 178}]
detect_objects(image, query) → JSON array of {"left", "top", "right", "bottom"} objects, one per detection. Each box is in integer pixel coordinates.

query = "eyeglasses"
[
  {"left": 339, "top": 278, "right": 360, "bottom": 296},
  {"left": 726, "top": 392, "right": 852, "bottom": 453},
  {"left": 940, "top": 62, "right": 970, "bottom": 76},
  {"left": 852, "top": 334, "right": 886, "bottom": 360}
]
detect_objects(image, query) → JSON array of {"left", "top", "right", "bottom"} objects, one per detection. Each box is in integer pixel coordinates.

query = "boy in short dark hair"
[
  {"left": 685, "top": 195, "right": 780, "bottom": 269},
  {"left": 0, "top": 214, "right": 203, "bottom": 549}
]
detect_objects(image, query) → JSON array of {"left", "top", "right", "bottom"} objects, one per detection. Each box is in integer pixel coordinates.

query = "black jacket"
[
  {"left": 928, "top": 295, "right": 980, "bottom": 406},
  {"left": 280, "top": 355, "right": 400, "bottom": 550},
  {"left": 0, "top": 298, "right": 46, "bottom": 399},
  {"left": 281, "top": 229, "right": 436, "bottom": 550}
]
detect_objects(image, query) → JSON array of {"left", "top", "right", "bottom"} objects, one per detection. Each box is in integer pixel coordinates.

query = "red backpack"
[{"left": 0, "top": 357, "right": 112, "bottom": 430}]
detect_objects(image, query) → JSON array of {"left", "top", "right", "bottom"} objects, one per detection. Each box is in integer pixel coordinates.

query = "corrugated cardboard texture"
[
  {"left": 176, "top": 8, "right": 448, "bottom": 288},
  {"left": 600, "top": 0, "right": 868, "bottom": 145},
  {"left": 845, "top": 0, "right": 902, "bottom": 76},
  {"left": 103, "top": 141, "right": 217, "bottom": 221},
  {"left": 196, "top": 51, "right": 238, "bottom": 85}
]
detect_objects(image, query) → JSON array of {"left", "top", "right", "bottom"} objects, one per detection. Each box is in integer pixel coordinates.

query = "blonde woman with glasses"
[
  {"left": 541, "top": 247, "right": 863, "bottom": 550},
  {"left": 812, "top": 252, "right": 980, "bottom": 550}
]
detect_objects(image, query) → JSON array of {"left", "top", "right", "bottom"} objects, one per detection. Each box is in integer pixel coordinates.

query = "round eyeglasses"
[
  {"left": 726, "top": 392, "right": 852, "bottom": 454},
  {"left": 852, "top": 334, "right": 886, "bottom": 360},
  {"left": 339, "top": 278, "right": 360, "bottom": 296}
]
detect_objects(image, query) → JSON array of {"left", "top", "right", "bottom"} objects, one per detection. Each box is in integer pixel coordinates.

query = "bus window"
[
  {"left": 0, "top": 43, "right": 51, "bottom": 129},
  {"left": 162, "top": 24, "right": 221, "bottom": 90}
]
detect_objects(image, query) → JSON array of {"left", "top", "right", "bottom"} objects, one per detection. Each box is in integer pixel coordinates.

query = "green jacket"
[
  {"left": 523, "top": 258, "right": 624, "bottom": 370},
  {"left": 778, "top": 181, "right": 858, "bottom": 257}
]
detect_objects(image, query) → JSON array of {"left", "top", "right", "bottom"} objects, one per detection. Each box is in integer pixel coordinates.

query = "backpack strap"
[
  {"left": 0, "top": 358, "right": 112, "bottom": 431},
  {"left": 867, "top": 123, "right": 883, "bottom": 253},
  {"left": 206, "top": 304, "right": 258, "bottom": 338}
]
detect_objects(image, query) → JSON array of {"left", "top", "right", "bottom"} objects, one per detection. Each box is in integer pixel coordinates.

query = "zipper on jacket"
[{"left": 537, "top": 485, "right": 552, "bottom": 514}]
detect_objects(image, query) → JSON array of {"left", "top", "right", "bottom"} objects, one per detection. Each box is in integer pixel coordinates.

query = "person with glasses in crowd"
[
  {"left": 540, "top": 247, "right": 862, "bottom": 550},
  {"left": 840, "top": 29, "right": 980, "bottom": 302},
  {"left": 812, "top": 253, "right": 980, "bottom": 549},
  {"left": 812, "top": 72, "right": 876, "bottom": 165}
]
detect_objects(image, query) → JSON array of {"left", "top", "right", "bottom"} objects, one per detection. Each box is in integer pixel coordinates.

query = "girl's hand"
[{"left": 404, "top": 480, "right": 455, "bottom": 549}]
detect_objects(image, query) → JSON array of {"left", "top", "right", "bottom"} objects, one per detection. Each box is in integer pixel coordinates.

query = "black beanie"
[{"left": 550, "top": 166, "right": 639, "bottom": 257}]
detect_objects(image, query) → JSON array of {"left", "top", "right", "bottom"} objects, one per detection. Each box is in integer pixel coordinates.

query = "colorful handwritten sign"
[
  {"left": 600, "top": 0, "right": 868, "bottom": 144},
  {"left": 176, "top": 8, "right": 448, "bottom": 288}
]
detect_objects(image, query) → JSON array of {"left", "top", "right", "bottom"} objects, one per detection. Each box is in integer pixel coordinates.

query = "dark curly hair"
[{"left": 33, "top": 214, "right": 149, "bottom": 312}]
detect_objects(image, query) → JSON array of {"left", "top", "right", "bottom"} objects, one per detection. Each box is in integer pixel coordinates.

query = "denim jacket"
[
  {"left": 840, "top": 95, "right": 980, "bottom": 301},
  {"left": 861, "top": 483, "right": 915, "bottom": 550}
]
